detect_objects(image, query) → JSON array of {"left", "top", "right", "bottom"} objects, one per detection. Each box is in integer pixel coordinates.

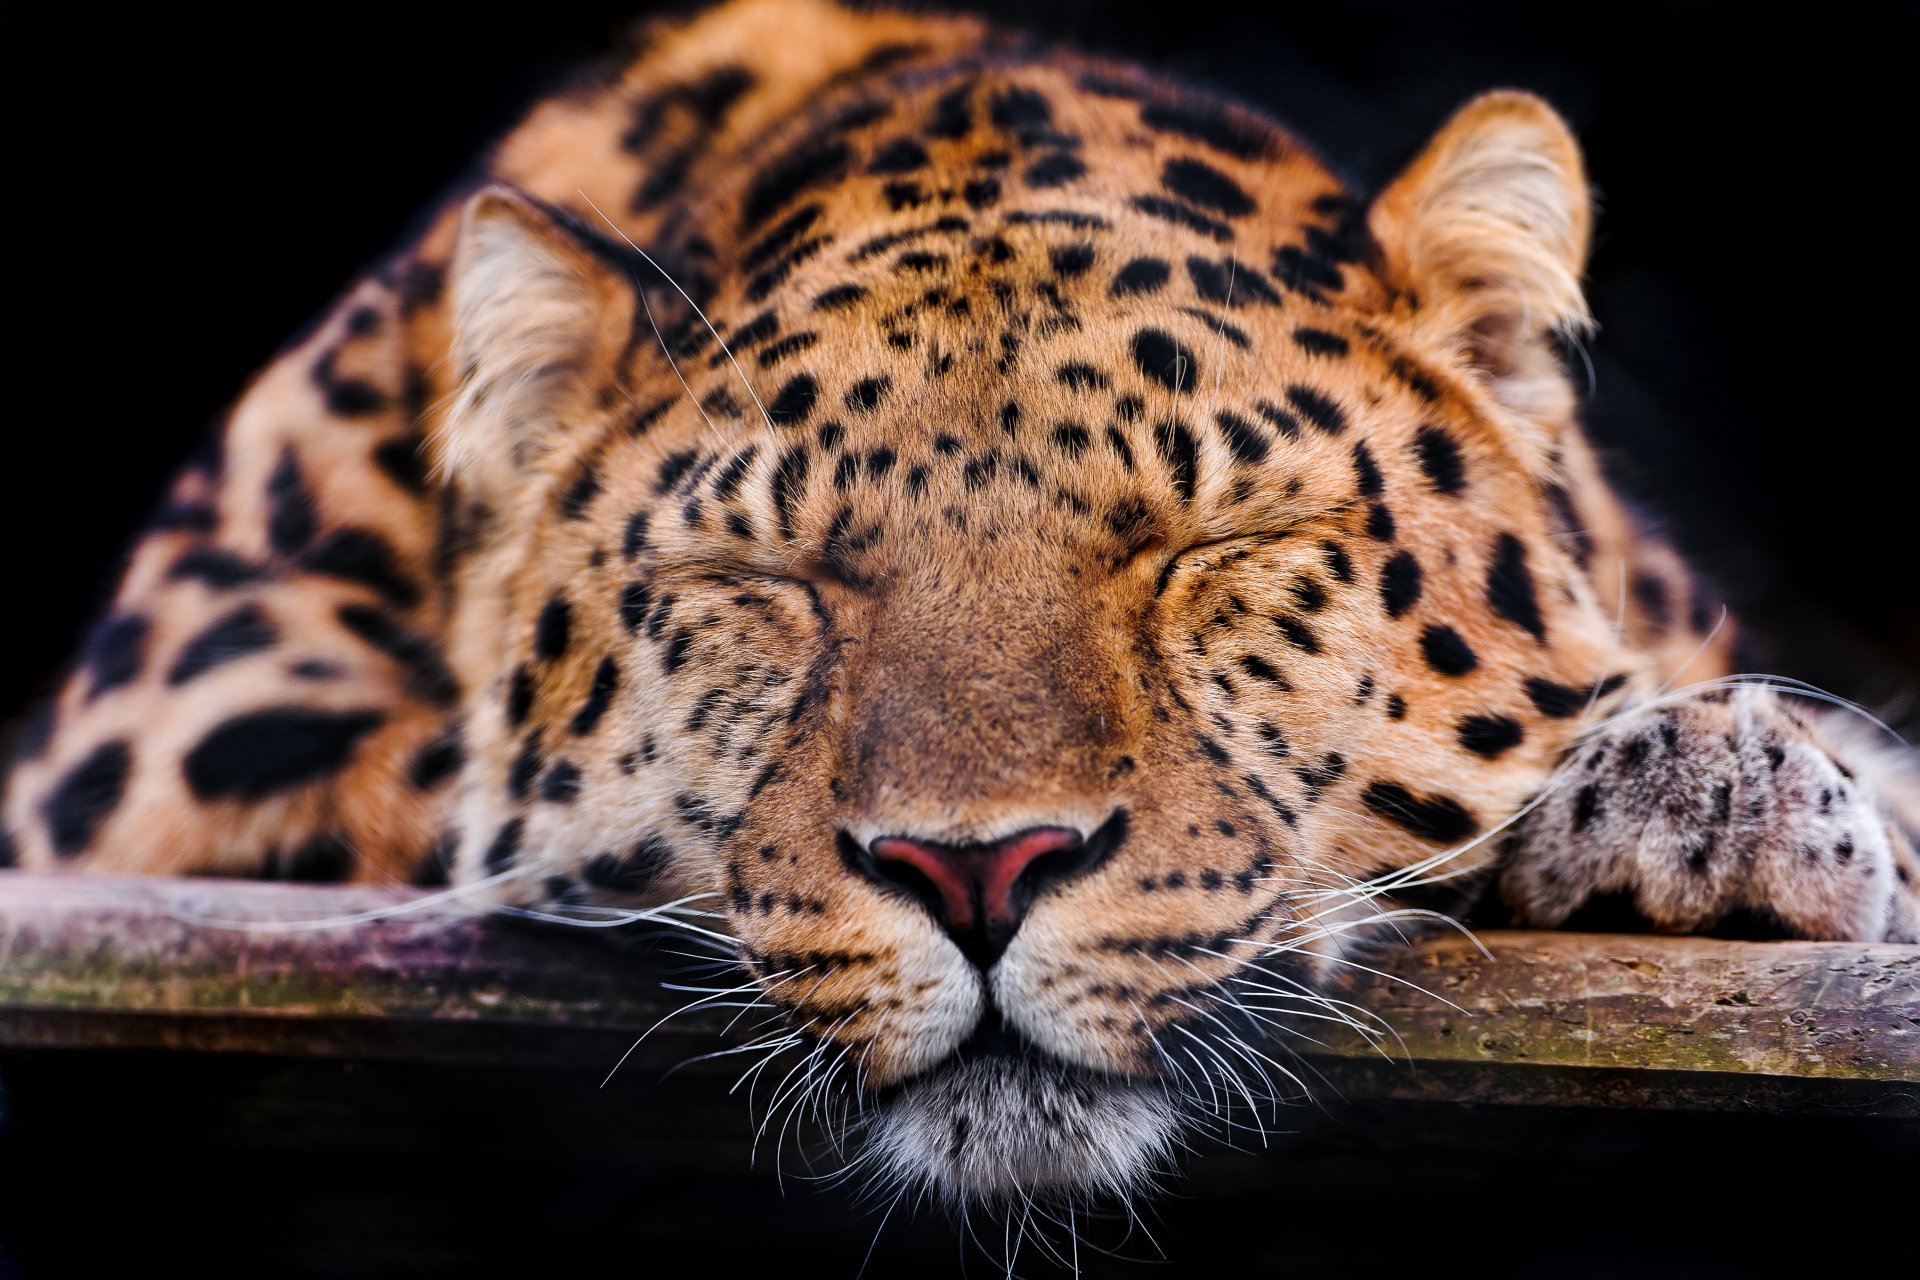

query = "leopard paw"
[{"left": 1498, "top": 686, "right": 1918, "bottom": 942}]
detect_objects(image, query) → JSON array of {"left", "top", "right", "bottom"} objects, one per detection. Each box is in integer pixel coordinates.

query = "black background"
[{"left": 1, "top": 0, "right": 1915, "bottom": 728}]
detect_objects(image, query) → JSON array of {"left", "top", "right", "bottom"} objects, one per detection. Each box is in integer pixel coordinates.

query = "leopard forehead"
[{"left": 482, "top": 58, "right": 1599, "bottom": 755}]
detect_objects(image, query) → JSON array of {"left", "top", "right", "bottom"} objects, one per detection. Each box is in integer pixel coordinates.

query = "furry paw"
[{"left": 1499, "top": 686, "right": 1919, "bottom": 942}]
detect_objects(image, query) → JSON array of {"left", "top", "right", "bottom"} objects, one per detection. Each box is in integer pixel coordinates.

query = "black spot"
[
  {"left": 742, "top": 138, "right": 852, "bottom": 231},
  {"left": 1572, "top": 782, "right": 1602, "bottom": 832},
  {"left": 1385, "top": 694, "right": 1407, "bottom": 720},
  {"left": 989, "top": 85, "right": 1053, "bottom": 130},
  {"left": 1161, "top": 157, "right": 1255, "bottom": 216},
  {"left": 43, "top": 741, "right": 132, "bottom": 856},
  {"left": 1052, "top": 422, "right": 1092, "bottom": 456},
  {"left": 267, "top": 448, "right": 316, "bottom": 556},
  {"left": 271, "top": 833, "right": 352, "bottom": 883},
  {"left": 1254, "top": 400, "right": 1301, "bottom": 439},
  {"left": 844, "top": 376, "right": 890, "bottom": 414},
  {"left": 814, "top": 284, "right": 867, "bottom": 311},
  {"left": 756, "top": 332, "right": 817, "bottom": 368},
  {"left": 483, "top": 818, "right": 525, "bottom": 873},
  {"left": 183, "top": 708, "right": 385, "bottom": 801},
  {"left": 1633, "top": 572, "right": 1673, "bottom": 629},
  {"left": 300, "top": 527, "right": 420, "bottom": 609},
  {"left": 1420, "top": 625, "right": 1478, "bottom": 676},
  {"left": 372, "top": 437, "right": 428, "bottom": 493},
  {"left": 570, "top": 657, "right": 620, "bottom": 736},
  {"left": 584, "top": 836, "right": 671, "bottom": 893},
  {"left": 1414, "top": 426, "right": 1466, "bottom": 494},
  {"left": 894, "top": 249, "right": 947, "bottom": 273},
  {"left": 409, "top": 731, "right": 464, "bottom": 790},
  {"left": 1352, "top": 442, "right": 1383, "bottom": 498},
  {"left": 771, "top": 445, "right": 810, "bottom": 539},
  {"left": 1211, "top": 411, "right": 1268, "bottom": 465},
  {"left": 1106, "top": 496, "right": 1152, "bottom": 540},
  {"left": 1295, "top": 752, "right": 1346, "bottom": 801},
  {"left": 1380, "top": 551, "right": 1422, "bottom": 618},
  {"left": 1196, "top": 735, "right": 1232, "bottom": 765},
  {"left": 1362, "top": 781, "right": 1477, "bottom": 844},
  {"left": 1025, "top": 151, "right": 1086, "bottom": 187},
  {"left": 963, "top": 176, "right": 1001, "bottom": 209},
  {"left": 620, "top": 513, "right": 653, "bottom": 562},
  {"left": 84, "top": 614, "right": 149, "bottom": 699},
  {"left": 711, "top": 448, "right": 759, "bottom": 504},
  {"left": 1006, "top": 209, "right": 1110, "bottom": 230},
  {"left": 167, "top": 604, "right": 278, "bottom": 686},
  {"left": 1133, "top": 330, "right": 1197, "bottom": 393},
  {"left": 1154, "top": 419, "right": 1199, "bottom": 502},
  {"left": 1322, "top": 541, "right": 1353, "bottom": 583},
  {"left": 768, "top": 374, "right": 820, "bottom": 426},
  {"left": 628, "top": 397, "right": 675, "bottom": 437},
  {"left": 1366, "top": 503, "right": 1396, "bottom": 542},
  {"left": 1487, "top": 533, "right": 1546, "bottom": 642},
  {"left": 1184, "top": 255, "right": 1280, "bottom": 307},
  {"left": 1180, "top": 306, "right": 1249, "bottom": 348},
  {"left": 1293, "top": 327, "right": 1348, "bottom": 357},
  {"left": 1240, "top": 655, "right": 1287, "bottom": 686},
  {"left": 1139, "top": 99, "right": 1273, "bottom": 159},
  {"left": 1050, "top": 242, "right": 1096, "bottom": 276},
  {"left": 541, "top": 760, "right": 583, "bottom": 803},
  {"left": 1129, "top": 195, "right": 1232, "bottom": 241},
  {"left": 1112, "top": 257, "right": 1170, "bottom": 296},
  {"left": 656, "top": 454, "right": 702, "bottom": 498},
  {"left": 926, "top": 80, "right": 974, "bottom": 139},
  {"left": 1274, "top": 615, "right": 1319, "bottom": 653},
  {"left": 506, "top": 666, "right": 535, "bottom": 726},
  {"left": 1286, "top": 386, "right": 1345, "bottom": 434},
  {"left": 559, "top": 467, "right": 601, "bottom": 520},
  {"left": 1270, "top": 243, "right": 1345, "bottom": 298},
  {"left": 314, "top": 349, "right": 386, "bottom": 418},
  {"left": 663, "top": 630, "right": 693, "bottom": 673},
  {"left": 1289, "top": 576, "right": 1327, "bottom": 612},
  {"left": 743, "top": 206, "right": 823, "bottom": 274},
  {"left": 169, "top": 549, "right": 266, "bottom": 589},
  {"left": 867, "top": 137, "right": 929, "bottom": 174},
  {"left": 1056, "top": 364, "right": 1108, "bottom": 394},
  {"left": 1524, "top": 677, "right": 1586, "bottom": 718},
  {"left": 535, "top": 598, "right": 572, "bottom": 661},
  {"left": 1457, "top": 714, "right": 1524, "bottom": 759},
  {"left": 507, "top": 733, "right": 543, "bottom": 801}
]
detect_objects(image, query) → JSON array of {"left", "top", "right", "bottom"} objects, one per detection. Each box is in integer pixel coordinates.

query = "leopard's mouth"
[{"left": 864, "top": 1010, "right": 1177, "bottom": 1203}]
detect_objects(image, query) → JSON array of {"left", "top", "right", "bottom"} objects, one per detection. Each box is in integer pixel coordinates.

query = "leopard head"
[{"left": 431, "top": 82, "right": 1628, "bottom": 1205}]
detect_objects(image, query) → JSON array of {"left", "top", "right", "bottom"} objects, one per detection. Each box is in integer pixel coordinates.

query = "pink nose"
[
  {"left": 869, "top": 827, "right": 1083, "bottom": 934},
  {"left": 846, "top": 822, "right": 1118, "bottom": 968}
]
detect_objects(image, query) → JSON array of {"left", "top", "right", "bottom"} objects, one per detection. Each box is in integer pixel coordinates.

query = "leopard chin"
[{"left": 863, "top": 1035, "right": 1178, "bottom": 1205}]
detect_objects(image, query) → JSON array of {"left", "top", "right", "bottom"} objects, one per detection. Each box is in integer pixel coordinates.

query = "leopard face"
[{"left": 434, "top": 67, "right": 1633, "bottom": 1203}]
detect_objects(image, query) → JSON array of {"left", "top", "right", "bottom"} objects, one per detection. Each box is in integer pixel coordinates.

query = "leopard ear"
[
  {"left": 1369, "top": 91, "right": 1592, "bottom": 424},
  {"left": 437, "top": 186, "right": 634, "bottom": 497}
]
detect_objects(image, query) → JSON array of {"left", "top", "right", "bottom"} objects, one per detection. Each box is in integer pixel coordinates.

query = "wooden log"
[{"left": 1, "top": 871, "right": 1914, "bottom": 1114}]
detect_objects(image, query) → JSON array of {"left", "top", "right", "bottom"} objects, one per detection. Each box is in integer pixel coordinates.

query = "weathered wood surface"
[{"left": 1, "top": 871, "right": 1915, "bottom": 1114}]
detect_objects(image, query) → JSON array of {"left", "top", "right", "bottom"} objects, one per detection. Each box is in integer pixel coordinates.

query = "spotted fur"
[{"left": 5, "top": 0, "right": 1916, "bottom": 1210}]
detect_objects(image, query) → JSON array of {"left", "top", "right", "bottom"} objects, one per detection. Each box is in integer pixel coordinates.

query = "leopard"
[{"left": 4, "top": 0, "right": 1916, "bottom": 1214}]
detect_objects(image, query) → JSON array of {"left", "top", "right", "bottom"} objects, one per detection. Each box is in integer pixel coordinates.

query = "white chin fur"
[{"left": 864, "top": 1058, "right": 1176, "bottom": 1204}]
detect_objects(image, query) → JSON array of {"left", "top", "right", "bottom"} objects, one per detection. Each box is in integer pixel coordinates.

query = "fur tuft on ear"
[
  {"left": 1370, "top": 92, "right": 1592, "bottom": 422},
  {"left": 437, "top": 187, "right": 633, "bottom": 498}
]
